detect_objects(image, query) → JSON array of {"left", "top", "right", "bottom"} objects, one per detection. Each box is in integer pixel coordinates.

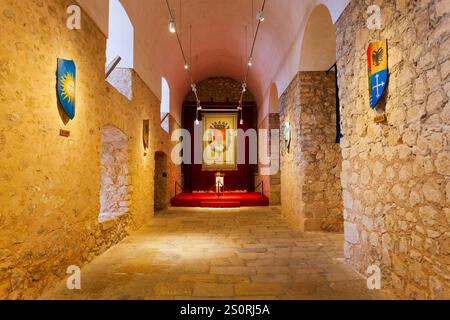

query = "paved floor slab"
[{"left": 41, "top": 207, "right": 392, "bottom": 300}]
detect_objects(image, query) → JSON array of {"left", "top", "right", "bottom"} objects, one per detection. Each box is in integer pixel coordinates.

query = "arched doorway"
[
  {"left": 154, "top": 151, "right": 169, "bottom": 212},
  {"left": 280, "top": 4, "right": 343, "bottom": 232}
]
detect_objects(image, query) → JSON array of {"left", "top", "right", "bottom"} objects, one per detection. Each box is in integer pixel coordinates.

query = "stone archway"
[
  {"left": 280, "top": 4, "right": 343, "bottom": 232},
  {"left": 154, "top": 151, "right": 169, "bottom": 212},
  {"left": 99, "top": 125, "right": 130, "bottom": 223}
]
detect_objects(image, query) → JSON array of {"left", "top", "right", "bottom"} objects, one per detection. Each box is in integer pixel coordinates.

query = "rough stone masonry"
[
  {"left": 0, "top": 0, "right": 181, "bottom": 299},
  {"left": 336, "top": 0, "right": 449, "bottom": 299}
]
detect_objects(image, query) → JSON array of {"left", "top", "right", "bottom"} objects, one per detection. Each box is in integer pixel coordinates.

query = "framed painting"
[{"left": 202, "top": 113, "right": 238, "bottom": 171}]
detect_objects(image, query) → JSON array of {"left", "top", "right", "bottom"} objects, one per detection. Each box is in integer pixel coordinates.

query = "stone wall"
[
  {"left": 154, "top": 151, "right": 169, "bottom": 211},
  {"left": 99, "top": 125, "right": 130, "bottom": 222},
  {"left": 336, "top": 0, "right": 449, "bottom": 299},
  {"left": 280, "top": 72, "right": 343, "bottom": 232},
  {"left": 0, "top": 0, "right": 179, "bottom": 299},
  {"left": 258, "top": 113, "right": 281, "bottom": 205},
  {"left": 185, "top": 77, "right": 255, "bottom": 102}
]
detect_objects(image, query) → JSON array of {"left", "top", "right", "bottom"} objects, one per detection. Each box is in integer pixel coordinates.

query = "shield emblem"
[
  {"left": 57, "top": 58, "right": 76, "bottom": 119},
  {"left": 367, "top": 40, "right": 388, "bottom": 109}
]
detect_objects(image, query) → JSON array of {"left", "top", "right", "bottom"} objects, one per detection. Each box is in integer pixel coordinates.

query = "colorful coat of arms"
[
  {"left": 367, "top": 40, "right": 388, "bottom": 109},
  {"left": 57, "top": 58, "right": 76, "bottom": 119},
  {"left": 202, "top": 113, "right": 237, "bottom": 171},
  {"left": 208, "top": 121, "right": 231, "bottom": 155}
]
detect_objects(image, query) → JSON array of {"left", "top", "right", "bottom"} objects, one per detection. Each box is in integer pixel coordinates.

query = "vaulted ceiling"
[{"left": 78, "top": 0, "right": 350, "bottom": 123}]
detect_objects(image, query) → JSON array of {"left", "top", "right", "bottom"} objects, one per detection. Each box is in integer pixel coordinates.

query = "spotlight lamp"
[
  {"left": 240, "top": 119, "right": 244, "bottom": 125},
  {"left": 248, "top": 59, "right": 253, "bottom": 67},
  {"left": 195, "top": 119, "right": 200, "bottom": 126},
  {"left": 184, "top": 64, "right": 189, "bottom": 70},
  {"left": 257, "top": 11, "right": 265, "bottom": 22},
  {"left": 169, "top": 18, "right": 176, "bottom": 33}
]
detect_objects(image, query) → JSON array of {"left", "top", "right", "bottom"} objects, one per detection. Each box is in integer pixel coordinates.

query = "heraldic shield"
[
  {"left": 367, "top": 40, "right": 388, "bottom": 109},
  {"left": 57, "top": 58, "right": 76, "bottom": 119}
]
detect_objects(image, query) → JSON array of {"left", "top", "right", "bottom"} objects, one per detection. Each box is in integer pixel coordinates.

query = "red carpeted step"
[
  {"left": 170, "top": 192, "right": 269, "bottom": 207},
  {"left": 200, "top": 200, "right": 241, "bottom": 208}
]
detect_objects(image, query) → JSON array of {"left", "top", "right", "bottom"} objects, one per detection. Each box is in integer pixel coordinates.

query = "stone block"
[
  {"left": 344, "top": 222, "right": 359, "bottom": 245},
  {"left": 234, "top": 283, "right": 284, "bottom": 296}
]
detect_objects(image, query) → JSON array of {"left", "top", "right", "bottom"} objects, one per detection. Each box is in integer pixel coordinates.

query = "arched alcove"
[
  {"left": 99, "top": 125, "right": 130, "bottom": 223},
  {"left": 269, "top": 83, "right": 280, "bottom": 113},
  {"left": 300, "top": 5, "right": 342, "bottom": 231},
  {"left": 161, "top": 77, "right": 170, "bottom": 133},
  {"left": 105, "top": 0, "right": 134, "bottom": 100},
  {"left": 106, "top": 0, "right": 134, "bottom": 69},
  {"left": 280, "top": 5, "right": 342, "bottom": 232},
  {"left": 299, "top": 4, "right": 336, "bottom": 71}
]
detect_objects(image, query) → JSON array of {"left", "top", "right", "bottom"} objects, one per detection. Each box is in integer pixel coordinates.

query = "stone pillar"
[
  {"left": 258, "top": 113, "right": 281, "bottom": 205},
  {"left": 280, "top": 72, "right": 343, "bottom": 232}
]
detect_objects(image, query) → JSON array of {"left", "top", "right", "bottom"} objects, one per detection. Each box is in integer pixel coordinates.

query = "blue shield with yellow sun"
[{"left": 57, "top": 59, "right": 76, "bottom": 119}]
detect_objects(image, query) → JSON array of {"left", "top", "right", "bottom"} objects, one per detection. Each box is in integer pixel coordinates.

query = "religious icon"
[
  {"left": 367, "top": 40, "right": 388, "bottom": 109},
  {"left": 57, "top": 58, "right": 76, "bottom": 119},
  {"left": 202, "top": 113, "right": 237, "bottom": 171}
]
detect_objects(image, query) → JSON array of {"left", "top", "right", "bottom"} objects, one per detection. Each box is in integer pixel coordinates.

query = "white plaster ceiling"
[{"left": 78, "top": 0, "right": 350, "bottom": 123}]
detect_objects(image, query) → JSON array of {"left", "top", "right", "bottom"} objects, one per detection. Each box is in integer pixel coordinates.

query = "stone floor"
[{"left": 41, "top": 207, "right": 393, "bottom": 300}]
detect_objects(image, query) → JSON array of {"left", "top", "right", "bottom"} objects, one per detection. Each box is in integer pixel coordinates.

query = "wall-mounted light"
[
  {"left": 248, "top": 59, "right": 253, "bottom": 67},
  {"left": 195, "top": 119, "right": 200, "bottom": 126},
  {"left": 240, "top": 119, "right": 244, "bottom": 125},
  {"left": 256, "top": 11, "right": 265, "bottom": 22},
  {"left": 184, "top": 64, "right": 189, "bottom": 70},
  {"left": 169, "top": 18, "right": 176, "bottom": 33}
]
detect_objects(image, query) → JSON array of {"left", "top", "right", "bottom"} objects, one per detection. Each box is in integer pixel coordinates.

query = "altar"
[{"left": 215, "top": 172, "right": 225, "bottom": 193}]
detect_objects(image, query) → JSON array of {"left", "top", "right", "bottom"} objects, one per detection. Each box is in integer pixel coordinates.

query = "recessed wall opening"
[
  {"left": 161, "top": 77, "right": 170, "bottom": 133},
  {"left": 280, "top": 4, "right": 342, "bottom": 232},
  {"left": 99, "top": 125, "right": 130, "bottom": 223},
  {"left": 154, "top": 151, "right": 169, "bottom": 212},
  {"left": 105, "top": 0, "right": 134, "bottom": 100},
  {"left": 106, "top": 0, "right": 134, "bottom": 69},
  {"left": 301, "top": 5, "right": 342, "bottom": 232}
]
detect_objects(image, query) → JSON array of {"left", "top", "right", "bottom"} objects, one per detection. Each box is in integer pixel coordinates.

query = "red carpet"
[{"left": 171, "top": 192, "right": 269, "bottom": 207}]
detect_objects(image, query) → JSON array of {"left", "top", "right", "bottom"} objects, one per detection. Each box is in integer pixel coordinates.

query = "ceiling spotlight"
[
  {"left": 248, "top": 59, "right": 253, "bottom": 67},
  {"left": 169, "top": 18, "right": 176, "bottom": 33},
  {"left": 257, "top": 11, "right": 265, "bottom": 22},
  {"left": 184, "top": 64, "right": 189, "bottom": 70}
]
